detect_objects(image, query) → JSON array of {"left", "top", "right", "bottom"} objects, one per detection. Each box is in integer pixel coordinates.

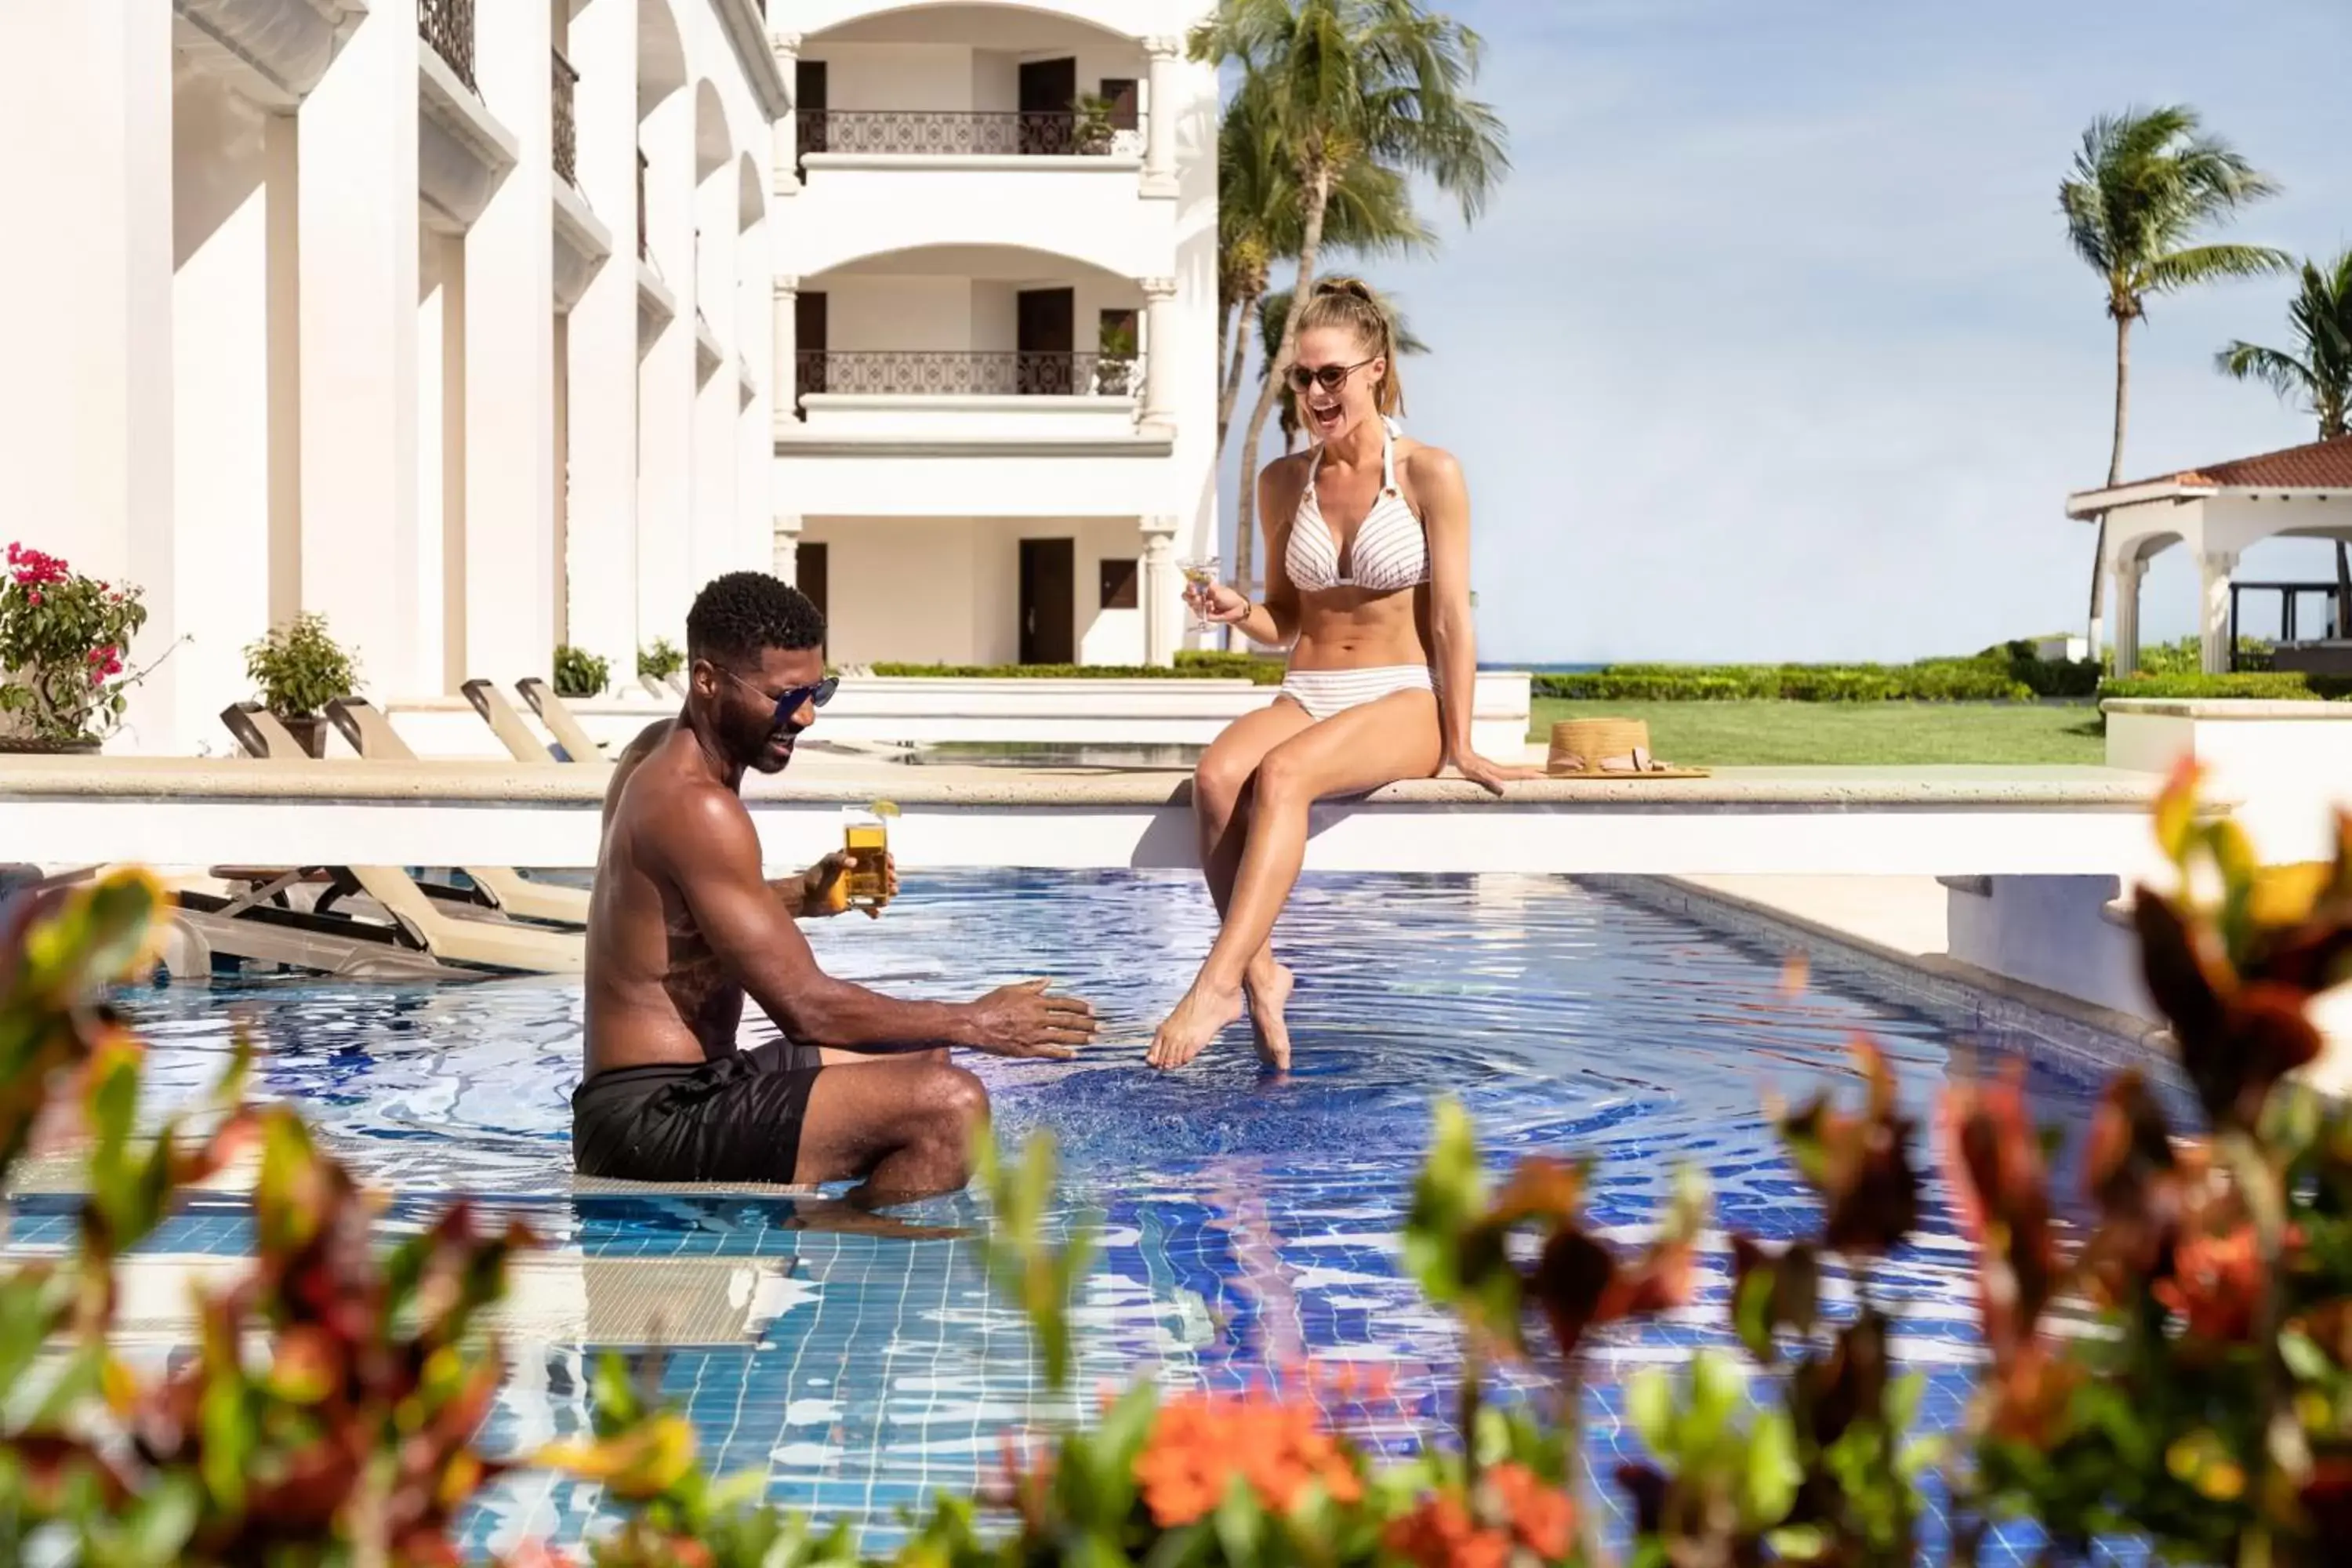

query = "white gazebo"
[{"left": 2068, "top": 435, "right": 2352, "bottom": 675}]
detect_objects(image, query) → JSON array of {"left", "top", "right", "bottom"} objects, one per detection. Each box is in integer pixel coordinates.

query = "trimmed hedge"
[
  {"left": 1530, "top": 641, "right": 2104, "bottom": 704},
  {"left": 869, "top": 651, "right": 1286, "bottom": 686},
  {"left": 2099, "top": 671, "right": 2350, "bottom": 702}
]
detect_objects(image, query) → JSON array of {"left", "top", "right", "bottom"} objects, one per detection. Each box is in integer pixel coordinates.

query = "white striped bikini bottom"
[{"left": 1277, "top": 663, "right": 1437, "bottom": 722}]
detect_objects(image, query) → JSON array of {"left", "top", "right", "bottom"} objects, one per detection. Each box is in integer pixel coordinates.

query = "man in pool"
[{"left": 575, "top": 571, "right": 1099, "bottom": 1203}]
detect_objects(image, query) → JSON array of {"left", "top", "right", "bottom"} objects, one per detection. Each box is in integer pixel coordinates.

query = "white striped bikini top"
[{"left": 1283, "top": 420, "right": 1430, "bottom": 594}]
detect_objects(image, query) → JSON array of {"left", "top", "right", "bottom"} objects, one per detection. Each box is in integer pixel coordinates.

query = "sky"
[{"left": 1215, "top": 0, "right": 2349, "bottom": 664}]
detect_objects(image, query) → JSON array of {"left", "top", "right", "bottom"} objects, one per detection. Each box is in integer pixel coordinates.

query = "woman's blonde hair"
[{"left": 1293, "top": 276, "right": 1404, "bottom": 417}]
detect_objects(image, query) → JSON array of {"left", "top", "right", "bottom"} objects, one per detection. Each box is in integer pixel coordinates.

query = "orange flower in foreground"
[
  {"left": 1385, "top": 1465, "right": 1576, "bottom": 1568},
  {"left": 1133, "top": 1391, "right": 1363, "bottom": 1526},
  {"left": 2156, "top": 1221, "right": 2303, "bottom": 1341}
]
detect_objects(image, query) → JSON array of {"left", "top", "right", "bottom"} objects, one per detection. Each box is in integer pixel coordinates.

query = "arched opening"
[
  {"left": 799, "top": 4, "right": 1149, "bottom": 161},
  {"left": 799, "top": 244, "right": 1143, "bottom": 400}
]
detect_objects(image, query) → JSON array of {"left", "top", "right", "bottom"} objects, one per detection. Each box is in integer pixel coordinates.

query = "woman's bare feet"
[
  {"left": 1245, "top": 958, "right": 1294, "bottom": 1070},
  {"left": 1147, "top": 977, "right": 1246, "bottom": 1069}
]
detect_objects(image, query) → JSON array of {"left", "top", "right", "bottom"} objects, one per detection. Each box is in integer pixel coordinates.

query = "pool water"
[{"left": 93, "top": 871, "right": 2163, "bottom": 1559}]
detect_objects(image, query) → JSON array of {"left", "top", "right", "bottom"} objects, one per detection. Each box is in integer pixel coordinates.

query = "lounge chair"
[
  {"left": 460, "top": 678, "right": 559, "bottom": 764},
  {"left": 310, "top": 699, "right": 593, "bottom": 929},
  {"left": 516, "top": 677, "right": 608, "bottom": 763}
]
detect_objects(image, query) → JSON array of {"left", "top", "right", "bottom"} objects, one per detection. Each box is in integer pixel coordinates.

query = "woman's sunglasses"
[
  {"left": 1287, "top": 358, "right": 1377, "bottom": 393},
  {"left": 723, "top": 667, "right": 839, "bottom": 728}
]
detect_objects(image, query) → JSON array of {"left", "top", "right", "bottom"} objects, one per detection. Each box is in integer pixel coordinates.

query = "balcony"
[
  {"left": 552, "top": 49, "right": 579, "bottom": 186},
  {"left": 798, "top": 110, "right": 1143, "bottom": 162},
  {"left": 418, "top": 0, "right": 476, "bottom": 92},
  {"left": 799, "top": 350, "right": 1141, "bottom": 401}
]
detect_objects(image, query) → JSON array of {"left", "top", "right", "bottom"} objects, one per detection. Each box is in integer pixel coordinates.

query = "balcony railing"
[
  {"left": 552, "top": 49, "right": 579, "bottom": 186},
  {"left": 797, "top": 350, "right": 1140, "bottom": 400},
  {"left": 418, "top": 0, "right": 476, "bottom": 91},
  {"left": 635, "top": 151, "right": 648, "bottom": 260},
  {"left": 797, "top": 110, "right": 1145, "bottom": 161}
]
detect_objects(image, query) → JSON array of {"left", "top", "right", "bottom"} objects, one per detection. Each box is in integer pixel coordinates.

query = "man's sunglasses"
[
  {"left": 723, "top": 667, "right": 838, "bottom": 728},
  {"left": 1287, "top": 358, "right": 1377, "bottom": 394}
]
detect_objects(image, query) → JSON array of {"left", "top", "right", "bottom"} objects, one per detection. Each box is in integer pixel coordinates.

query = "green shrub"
[
  {"left": 241, "top": 612, "right": 358, "bottom": 719},
  {"left": 637, "top": 637, "right": 684, "bottom": 684},
  {"left": 1532, "top": 662, "right": 2034, "bottom": 702},
  {"left": 2100, "top": 671, "right": 2349, "bottom": 702},
  {"left": 554, "top": 644, "right": 612, "bottom": 699}
]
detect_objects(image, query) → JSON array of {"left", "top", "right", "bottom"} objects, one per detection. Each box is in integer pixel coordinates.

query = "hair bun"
[{"left": 1313, "top": 277, "right": 1377, "bottom": 303}]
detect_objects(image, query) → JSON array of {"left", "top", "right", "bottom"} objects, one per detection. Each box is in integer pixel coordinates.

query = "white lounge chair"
[
  {"left": 312, "top": 699, "right": 593, "bottom": 930},
  {"left": 460, "top": 678, "right": 560, "bottom": 764},
  {"left": 516, "top": 677, "right": 608, "bottom": 764}
]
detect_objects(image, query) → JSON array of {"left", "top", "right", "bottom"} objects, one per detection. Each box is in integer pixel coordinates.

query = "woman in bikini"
[{"left": 1148, "top": 277, "right": 1537, "bottom": 1072}]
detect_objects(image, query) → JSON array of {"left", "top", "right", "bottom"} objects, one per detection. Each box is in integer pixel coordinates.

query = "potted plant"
[
  {"left": 553, "top": 644, "right": 611, "bottom": 699},
  {"left": 1095, "top": 318, "right": 1138, "bottom": 395},
  {"left": 1073, "top": 93, "right": 1117, "bottom": 155},
  {"left": 243, "top": 613, "right": 359, "bottom": 758},
  {"left": 637, "top": 637, "right": 684, "bottom": 699},
  {"left": 0, "top": 543, "right": 154, "bottom": 753}
]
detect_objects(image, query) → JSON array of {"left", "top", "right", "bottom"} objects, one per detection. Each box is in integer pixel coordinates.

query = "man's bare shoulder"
[{"left": 615, "top": 739, "right": 756, "bottom": 869}]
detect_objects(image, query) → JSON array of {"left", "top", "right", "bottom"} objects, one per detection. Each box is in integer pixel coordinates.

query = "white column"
[
  {"left": 772, "top": 33, "right": 802, "bottom": 199},
  {"left": 2112, "top": 556, "right": 2145, "bottom": 678},
  {"left": 0, "top": 6, "right": 176, "bottom": 748},
  {"left": 1141, "top": 517, "right": 1179, "bottom": 667},
  {"left": 772, "top": 274, "right": 800, "bottom": 439},
  {"left": 2200, "top": 550, "right": 2240, "bottom": 675},
  {"left": 1142, "top": 36, "right": 1181, "bottom": 198},
  {"left": 567, "top": 0, "right": 641, "bottom": 676},
  {"left": 463, "top": 0, "right": 557, "bottom": 685},
  {"left": 692, "top": 161, "right": 739, "bottom": 591},
  {"left": 300, "top": 0, "right": 425, "bottom": 700},
  {"left": 737, "top": 205, "right": 774, "bottom": 578},
  {"left": 1141, "top": 277, "right": 1179, "bottom": 434},
  {"left": 775, "top": 515, "right": 803, "bottom": 584},
  {"left": 174, "top": 66, "right": 292, "bottom": 754},
  {"left": 637, "top": 90, "right": 697, "bottom": 646}
]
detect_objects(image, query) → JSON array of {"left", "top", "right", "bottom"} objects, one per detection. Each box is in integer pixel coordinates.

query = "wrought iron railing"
[
  {"left": 418, "top": 0, "right": 476, "bottom": 91},
  {"left": 635, "top": 150, "right": 648, "bottom": 260},
  {"left": 797, "top": 110, "right": 1144, "bottom": 160},
  {"left": 797, "top": 350, "right": 1142, "bottom": 400},
  {"left": 551, "top": 49, "right": 580, "bottom": 185}
]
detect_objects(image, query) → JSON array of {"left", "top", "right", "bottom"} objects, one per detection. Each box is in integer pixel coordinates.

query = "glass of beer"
[
  {"left": 1179, "top": 554, "right": 1221, "bottom": 632},
  {"left": 843, "top": 801, "right": 895, "bottom": 911}
]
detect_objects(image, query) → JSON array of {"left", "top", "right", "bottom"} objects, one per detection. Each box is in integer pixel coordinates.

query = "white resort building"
[
  {"left": 2, "top": 0, "right": 1217, "bottom": 756},
  {"left": 771, "top": 3, "right": 1219, "bottom": 670}
]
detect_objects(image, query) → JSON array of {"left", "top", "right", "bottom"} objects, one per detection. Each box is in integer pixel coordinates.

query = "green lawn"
[{"left": 1527, "top": 699, "right": 2107, "bottom": 766}]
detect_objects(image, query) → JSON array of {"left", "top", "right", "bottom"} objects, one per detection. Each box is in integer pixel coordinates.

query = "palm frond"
[
  {"left": 2213, "top": 248, "right": 2352, "bottom": 438},
  {"left": 2216, "top": 341, "right": 2318, "bottom": 401},
  {"left": 2147, "top": 242, "right": 2296, "bottom": 294}
]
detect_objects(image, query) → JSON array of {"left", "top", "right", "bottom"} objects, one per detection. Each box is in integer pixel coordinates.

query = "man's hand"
[
  {"left": 796, "top": 851, "right": 898, "bottom": 919},
  {"left": 964, "top": 978, "right": 1098, "bottom": 1060}
]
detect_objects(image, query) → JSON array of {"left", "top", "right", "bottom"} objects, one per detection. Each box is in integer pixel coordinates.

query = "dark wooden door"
[
  {"left": 796, "top": 543, "right": 829, "bottom": 652},
  {"left": 1018, "top": 57, "right": 1077, "bottom": 154},
  {"left": 1016, "top": 287, "right": 1074, "bottom": 395},
  {"left": 795, "top": 290, "right": 826, "bottom": 408},
  {"left": 1101, "top": 77, "right": 1139, "bottom": 131},
  {"left": 1019, "top": 539, "right": 1075, "bottom": 665},
  {"left": 795, "top": 60, "right": 828, "bottom": 157}
]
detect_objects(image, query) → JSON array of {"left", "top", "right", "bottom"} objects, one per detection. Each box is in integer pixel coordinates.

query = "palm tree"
[
  {"left": 2216, "top": 249, "right": 2352, "bottom": 441},
  {"left": 1217, "top": 82, "right": 1432, "bottom": 452},
  {"left": 1258, "top": 284, "right": 1430, "bottom": 448},
  {"left": 2060, "top": 105, "right": 2291, "bottom": 648},
  {"left": 1192, "top": 0, "right": 1507, "bottom": 595}
]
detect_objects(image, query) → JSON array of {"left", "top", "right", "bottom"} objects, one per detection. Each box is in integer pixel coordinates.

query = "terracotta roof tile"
[{"left": 2124, "top": 434, "right": 2352, "bottom": 492}]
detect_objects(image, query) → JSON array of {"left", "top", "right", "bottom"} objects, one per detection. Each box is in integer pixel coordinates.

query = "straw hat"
[{"left": 1546, "top": 717, "right": 1652, "bottom": 776}]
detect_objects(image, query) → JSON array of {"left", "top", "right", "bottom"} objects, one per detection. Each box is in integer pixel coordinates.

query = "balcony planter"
[{"left": 0, "top": 543, "right": 154, "bottom": 753}]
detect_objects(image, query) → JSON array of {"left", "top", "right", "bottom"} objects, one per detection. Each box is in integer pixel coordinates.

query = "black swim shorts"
[{"left": 572, "top": 1038, "right": 825, "bottom": 1183}]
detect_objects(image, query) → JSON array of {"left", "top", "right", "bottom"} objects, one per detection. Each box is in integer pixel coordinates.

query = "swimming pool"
[{"left": 93, "top": 870, "right": 2163, "bottom": 1559}]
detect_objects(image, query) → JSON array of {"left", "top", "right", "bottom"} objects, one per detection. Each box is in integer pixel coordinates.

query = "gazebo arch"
[{"left": 2069, "top": 435, "right": 2352, "bottom": 675}]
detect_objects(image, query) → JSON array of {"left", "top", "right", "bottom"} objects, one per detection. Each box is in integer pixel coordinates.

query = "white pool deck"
[{"left": 0, "top": 754, "right": 2192, "bottom": 883}]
